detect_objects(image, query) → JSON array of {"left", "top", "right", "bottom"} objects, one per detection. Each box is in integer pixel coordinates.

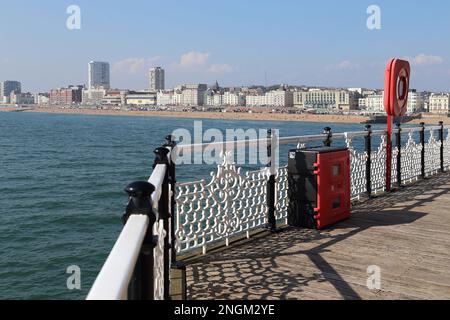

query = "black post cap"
[
  {"left": 125, "top": 181, "right": 155, "bottom": 198},
  {"left": 365, "top": 124, "right": 372, "bottom": 131}
]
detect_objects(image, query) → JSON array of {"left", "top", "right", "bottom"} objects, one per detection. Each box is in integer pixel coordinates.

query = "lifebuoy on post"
[
  {"left": 384, "top": 58, "right": 411, "bottom": 192},
  {"left": 384, "top": 59, "right": 410, "bottom": 116}
]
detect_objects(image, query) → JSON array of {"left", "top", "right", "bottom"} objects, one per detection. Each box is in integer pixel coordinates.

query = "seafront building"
[
  {"left": 9, "top": 92, "right": 35, "bottom": 105},
  {"left": 125, "top": 91, "right": 157, "bottom": 106},
  {"left": 180, "top": 84, "right": 208, "bottom": 106},
  {"left": 149, "top": 67, "right": 165, "bottom": 92},
  {"left": 293, "top": 89, "right": 356, "bottom": 111},
  {"left": 0, "top": 80, "right": 22, "bottom": 103},
  {"left": 358, "top": 92, "right": 384, "bottom": 113},
  {"left": 246, "top": 89, "right": 294, "bottom": 108},
  {"left": 429, "top": 93, "right": 450, "bottom": 115},
  {"left": 35, "top": 93, "right": 50, "bottom": 105},
  {"left": 82, "top": 88, "right": 107, "bottom": 105},
  {"left": 49, "top": 85, "right": 83, "bottom": 105},
  {"left": 88, "top": 61, "right": 110, "bottom": 90}
]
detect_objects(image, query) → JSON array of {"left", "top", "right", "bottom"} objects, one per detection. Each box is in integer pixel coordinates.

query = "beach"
[
  {"left": 2, "top": 106, "right": 369, "bottom": 124},
  {"left": 2, "top": 106, "right": 449, "bottom": 125}
]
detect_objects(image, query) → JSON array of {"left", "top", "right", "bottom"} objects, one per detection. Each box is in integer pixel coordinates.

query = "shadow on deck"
[{"left": 185, "top": 173, "right": 450, "bottom": 300}]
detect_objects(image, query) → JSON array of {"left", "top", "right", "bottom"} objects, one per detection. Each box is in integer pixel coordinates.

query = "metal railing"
[
  {"left": 87, "top": 136, "right": 178, "bottom": 300},
  {"left": 87, "top": 122, "right": 449, "bottom": 300}
]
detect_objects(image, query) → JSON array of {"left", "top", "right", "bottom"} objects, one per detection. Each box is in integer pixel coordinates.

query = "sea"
[{"left": 0, "top": 111, "right": 378, "bottom": 300}]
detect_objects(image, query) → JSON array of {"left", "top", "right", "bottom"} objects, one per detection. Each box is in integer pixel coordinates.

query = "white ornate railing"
[
  {"left": 174, "top": 124, "right": 448, "bottom": 255},
  {"left": 88, "top": 123, "right": 449, "bottom": 300}
]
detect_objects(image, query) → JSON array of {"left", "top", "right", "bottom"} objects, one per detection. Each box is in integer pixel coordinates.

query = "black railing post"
[
  {"left": 396, "top": 123, "right": 402, "bottom": 189},
  {"left": 164, "top": 134, "right": 187, "bottom": 300},
  {"left": 266, "top": 129, "right": 277, "bottom": 232},
  {"left": 420, "top": 122, "right": 426, "bottom": 179},
  {"left": 439, "top": 121, "right": 445, "bottom": 172},
  {"left": 164, "top": 135, "right": 178, "bottom": 264},
  {"left": 365, "top": 125, "right": 372, "bottom": 198},
  {"left": 153, "top": 147, "right": 171, "bottom": 300},
  {"left": 124, "top": 181, "right": 157, "bottom": 300},
  {"left": 323, "top": 127, "right": 333, "bottom": 147}
]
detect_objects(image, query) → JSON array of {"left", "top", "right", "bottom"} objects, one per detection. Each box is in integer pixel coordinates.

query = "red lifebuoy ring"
[{"left": 384, "top": 59, "right": 410, "bottom": 116}]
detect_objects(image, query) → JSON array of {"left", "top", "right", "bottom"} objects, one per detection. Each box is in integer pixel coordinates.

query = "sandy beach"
[
  {"left": 2, "top": 106, "right": 449, "bottom": 125},
  {"left": 2, "top": 106, "right": 370, "bottom": 124}
]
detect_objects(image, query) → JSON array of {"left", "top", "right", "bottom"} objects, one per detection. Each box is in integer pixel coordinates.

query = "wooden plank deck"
[{"left": 185, "top": 173, "right": 450, "bottom": 300}]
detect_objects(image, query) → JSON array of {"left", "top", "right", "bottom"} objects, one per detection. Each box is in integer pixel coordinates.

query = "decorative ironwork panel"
[
  {"left": 275, "top": 166, "right": 289, "bottom": 222},
  {"left": 153, "top": 219, "right": 166, "bottom": 300},
  {"left": 401, "top": 130, "right": 422, "bottom": 182},
  {"left": 175, "top": 153, "right": 268, "bottom": 253},
  {"left": 391, "top": 146, "right": 398, "bottom": 185},
  {"left": 444, "top": 128, "right": 450, "bottom": 170},
  {"left": 345, "top": 135, "right": 367, "bottom": 200},
  {"left": 425, "top": 129, "right": 441, "bottom": 175},
  {"left": 371, "top": 135, "right": 387, "bottom": 193}
]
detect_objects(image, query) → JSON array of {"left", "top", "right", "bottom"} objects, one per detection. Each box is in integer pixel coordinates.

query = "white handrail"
[
  {"left": 149, "top": 164, "right": 167, "bottom": 210},
  {"left": 87, "top": 215, "right": 149, "bottom": 300}
]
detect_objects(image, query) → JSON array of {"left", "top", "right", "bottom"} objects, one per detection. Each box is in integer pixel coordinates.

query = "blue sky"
[{"left": 1, "top": 0, "right": 450, "bottom": 92}]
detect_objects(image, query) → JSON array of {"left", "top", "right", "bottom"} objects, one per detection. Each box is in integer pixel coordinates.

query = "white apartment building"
[
  {"left": 293, "top": 89, "right": 356, "bottom": 111},
  {"left": 204, "top": 91, "right": 223, "bottom": 107},
  {"left": 82, "top": 88, "right": 107, "bottom": 105},
  {"left": 246, "top": 90, "right": 293, "bottom": 108},
  {"left": 407, "top": 90, "right": 424, "bottom": 114},
  {"left": 359, "top": 93, "right": 384, "bottom": 113},
  {"left": 35, "top": 93, "right": 50, "bottom": 105},
  {"left": 223, "top": 91, "right": 245, "bottom": 106},
  {"left": 181, "top": 84, "right": 207, "bottom": 106},
  {"left": 157, "top": 91, "right": 174, "bottom": 106},
  {"left": 429, "top": 93, "right": 450, "bottom": 114}
]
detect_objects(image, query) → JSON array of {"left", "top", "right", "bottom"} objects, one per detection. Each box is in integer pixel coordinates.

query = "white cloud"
[
  {"left": 112, "top": 56, "right": 162, "bottom": 74},
  {"left": 326, "top": 60, "right": 358, "bottom": 71},
  {"left": 207, "top": 64, "right": 234, "bottom": 74},
  {"left": 178, "top": 51, "right": 210, "bottom": 68},
  {"left": 404, "top": 54, "right": 443, "bottom": 66},
  {"left": 336, "top": 60, "right": 355, "bottom": 70}
]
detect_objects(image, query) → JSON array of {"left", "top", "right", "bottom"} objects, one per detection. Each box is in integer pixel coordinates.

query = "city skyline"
[{"left": 2, "top": 1, "right": 450, "bottom": 92}]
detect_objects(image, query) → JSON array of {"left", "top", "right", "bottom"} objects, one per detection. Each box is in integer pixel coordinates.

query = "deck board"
[{"left": 185, "top": 172, "right": 450, "bottom": 300}]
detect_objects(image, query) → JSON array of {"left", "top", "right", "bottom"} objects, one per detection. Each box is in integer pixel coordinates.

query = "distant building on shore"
[
  {"left": 50, "top": 85, "right": 83, "bottom": 105},
  {"left": 82, "top": 88, "right": 107, "bottom": 105},
  {"left": 246, "top": 88, "right": 293, "bottom": 108},
  {"left": 429, "top": 93, "right": 450, "bottom": 115},
  {"left": 88, "top": 61, "right": 110, "bottom": 90},
  {"left": 149, "top": 67, "right": 165, "bottom": 92},
  {"left": 125, "top": 91, "right": 157, "bottom": 107},
  {"left": 293, "top": 89, "right": 357, "bottom": 111},
  {"left": 0, "top": 80, "right": 22, "bottom": 103}
]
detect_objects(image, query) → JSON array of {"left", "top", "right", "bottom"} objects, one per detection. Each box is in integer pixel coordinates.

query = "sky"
[{"left": 1, "top": 0, "right": 450, "bottom": 92}]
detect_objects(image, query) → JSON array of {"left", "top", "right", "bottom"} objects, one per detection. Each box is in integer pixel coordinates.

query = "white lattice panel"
[
  {"left": 425, "top": 129, "right": 441, "bottom": 176},
  {"left": 444, "top": 129, "right": 450, "bottom": 170},
  {"left": 401, "top": 130, "right": 422, "bottom": 183},
  {"left": 371, "top": 135, "right": 387, "bottom": 193},
  {"left": 153, "top": 219, "right": 166, "bottom": 300},
  {"left": 345, "top": 135, "right": 367, "bottom": 200},
  {"left": 275, "top": 166, "right": 289, "bottom": 222},
  {"left": 175, "top": 154, "right": 269, "bottom": 254}
]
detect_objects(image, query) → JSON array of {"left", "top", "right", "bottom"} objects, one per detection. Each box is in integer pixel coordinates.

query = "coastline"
[
  {"left": 3, "top": 107, "right": 370, "bottom": 124},
  {"left": 2, "top": 106, "right": 449, "bottom": 125}
]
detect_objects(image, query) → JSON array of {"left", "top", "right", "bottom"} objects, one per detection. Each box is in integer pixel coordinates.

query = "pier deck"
[{"left": 185, "top": 173, "right": 450, "bottom": 300}]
